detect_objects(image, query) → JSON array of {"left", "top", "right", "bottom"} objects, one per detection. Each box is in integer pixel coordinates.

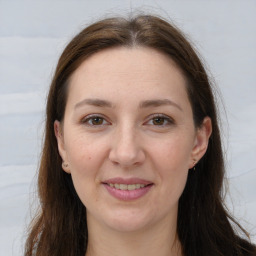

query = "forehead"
[{"left": 67, "top": 47, "right": 189, "bottom": 106}]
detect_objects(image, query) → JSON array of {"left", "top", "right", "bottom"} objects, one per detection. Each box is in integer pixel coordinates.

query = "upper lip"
[{"left": 102, "top": 177, "right": 153, "bottom": 185}]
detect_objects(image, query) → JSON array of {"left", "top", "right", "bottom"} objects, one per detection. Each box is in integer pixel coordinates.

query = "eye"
[
  {"left": 145, "top": 114, "right": 174, "bottom": 126},
  {"left": 152, "top": 117, "right": 167, "bottom": 125},
  {"left": 81, "top": 115, "right": 110, "bottom": 126}
]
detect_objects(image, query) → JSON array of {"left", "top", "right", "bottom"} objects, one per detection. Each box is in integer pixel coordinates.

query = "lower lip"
[{"left": 103, "top": 184, "right": 153, "bottom": 201}]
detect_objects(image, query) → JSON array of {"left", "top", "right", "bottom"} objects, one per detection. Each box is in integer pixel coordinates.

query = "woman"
[{"left": 25, "top": 15, "right": 256, "bottom": 256}]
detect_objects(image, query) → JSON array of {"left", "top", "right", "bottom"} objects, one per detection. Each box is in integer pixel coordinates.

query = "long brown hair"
[{"left": 25, "top": 15, "right": 255, "bottom": 256}]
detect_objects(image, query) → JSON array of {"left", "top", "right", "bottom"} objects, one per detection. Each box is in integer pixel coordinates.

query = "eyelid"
[
  {"left": 81, "top": 114, "right": 111, "bottom": 126},
  {"left": 80, "top": 113, "right": 174, "bottom": 127},
  {"left": 144, "top": 113, "right": 175, "bottom": 126}
]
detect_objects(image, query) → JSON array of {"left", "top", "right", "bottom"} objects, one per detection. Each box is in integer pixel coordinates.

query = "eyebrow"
[
  {"left": 74, "top": 98, "right": 113, "bottom": 109},
  {"left": 74, "top": 98, "right": 182, "bottom": 111},
  {"left": 139, "top": 99, "right": 183, "bottom": 111}
]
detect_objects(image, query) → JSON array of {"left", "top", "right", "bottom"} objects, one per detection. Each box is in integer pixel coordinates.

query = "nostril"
[{"left": 109, "top": 148, "right": 145, "bottom": 167}]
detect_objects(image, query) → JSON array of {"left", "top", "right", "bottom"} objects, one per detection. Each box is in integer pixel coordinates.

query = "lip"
[
  {"left": 102, "top": 177, "right": 154, "bottom": 201},
  {"left": 103, "top": 177, "right": 152, "bottom": 185}
]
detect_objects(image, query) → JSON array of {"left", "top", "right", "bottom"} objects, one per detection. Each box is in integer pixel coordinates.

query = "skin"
[{"left": 55, "top": 47, "right": 212, "bottom": 256}]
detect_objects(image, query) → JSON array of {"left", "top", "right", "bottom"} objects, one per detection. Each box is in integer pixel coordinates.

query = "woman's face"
[{"left": 55, "top": 47, "right": 211, "bottom": 233}]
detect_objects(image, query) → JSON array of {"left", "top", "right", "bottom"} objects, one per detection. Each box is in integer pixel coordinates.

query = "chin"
[
  {"left": 108, "top": 220, "right": 149, "bottom": 233},
  {"left": 103, "top": 210, "right": 154, "bottom": 233}
]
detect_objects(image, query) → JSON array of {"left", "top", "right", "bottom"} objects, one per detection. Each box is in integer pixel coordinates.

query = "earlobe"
[
  {"left": 61, "top": 162, "right": 70, "bottom": 173},
  {"left": 54, "top": 120, "right": 70, "bottom": 173},
  {"left": 190, "top": 117, "right": 212, "bottom": 168}
]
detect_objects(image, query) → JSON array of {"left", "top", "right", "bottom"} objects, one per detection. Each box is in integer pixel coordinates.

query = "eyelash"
[
  {"left": 81, "top": 114, "right": 175, "bottom": 127},
  {"left": 144, "top": 114, "right": 175, "bottom": 127},
  {"left": 81, "top": 114, "right": 110, "bottom": 126}
]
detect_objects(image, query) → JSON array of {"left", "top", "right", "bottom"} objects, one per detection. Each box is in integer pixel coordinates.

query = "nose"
[{"left": 109, "top": 125, "right": 145, "bottom": 167}]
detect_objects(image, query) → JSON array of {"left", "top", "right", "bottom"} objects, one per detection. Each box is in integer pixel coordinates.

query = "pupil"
[
  {"left": 153, "top": 117, "right": 164, "bottom": 125},
  {"left": 92, "top": 117, "right": 103, "bottom": 125}
]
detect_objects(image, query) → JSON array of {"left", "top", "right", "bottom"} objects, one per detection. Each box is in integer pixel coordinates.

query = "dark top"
[{"left": 239, "top": 239, "right": 256, "bottom": 256}]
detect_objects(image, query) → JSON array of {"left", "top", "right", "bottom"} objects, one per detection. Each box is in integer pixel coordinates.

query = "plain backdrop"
[{"left": 0, "top": 0, "right": 255, "bottom": 255}]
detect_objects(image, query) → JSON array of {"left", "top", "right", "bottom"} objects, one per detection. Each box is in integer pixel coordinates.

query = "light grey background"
[{"left": 0, "top": 0, "right": 255, "bottom": 255}]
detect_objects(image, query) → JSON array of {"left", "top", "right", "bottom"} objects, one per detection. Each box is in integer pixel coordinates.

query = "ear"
[
  {"left": 54, "top": 120, "right": 70, "bottom": 173},
  {"left": 189, "top": 117, "right": 212, "bottom": 168}
]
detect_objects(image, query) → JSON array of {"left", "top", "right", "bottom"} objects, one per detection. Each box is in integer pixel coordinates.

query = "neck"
[{"left": 85, "top": 213, "right": 182, "bottom": 256}]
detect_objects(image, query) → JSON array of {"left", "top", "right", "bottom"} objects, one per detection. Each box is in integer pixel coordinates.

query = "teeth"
[
  {"left": 135, "top": 184, "right": 141, "bottom": 189},
  {"left": 120, "top": 184, "right": 127, "bottom": 190},
  {"left": 108, "top": 183, "right": 147, "bottom": 190},
  {"left": 114, "top": 184, "right": 120, "bottom": 189},
  {"left": 128, "top": 184, "right": 135, "bottom": 190}
]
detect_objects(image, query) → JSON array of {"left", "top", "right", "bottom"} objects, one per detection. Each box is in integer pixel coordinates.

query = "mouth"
[
  {"left": 106, "top": 183, "right": 150, "bottom": 190},
  {"left": 102, "top": 178, "right": 153, "bottom": 201}
]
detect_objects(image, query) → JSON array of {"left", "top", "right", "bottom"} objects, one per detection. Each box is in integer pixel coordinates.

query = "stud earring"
[
  {"left": 193, "top": 159, "right": 197, "bottom": 171},
  {"left": 62, "top": 162, "right": 69, "bottom": 168}
]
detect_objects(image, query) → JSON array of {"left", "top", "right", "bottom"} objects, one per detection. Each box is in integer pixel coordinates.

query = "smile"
[
  {"left": 103, "top": 179, "right": 153, "bottom": 201},
  {"left": 108, "top": 183, "right": 146, "bottom": 190}
]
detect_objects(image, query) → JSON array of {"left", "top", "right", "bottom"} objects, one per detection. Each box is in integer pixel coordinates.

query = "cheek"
[
  {"left": 149, "top": 136, "right": 191, "bottom": 197},
  {"left": 151, "top": 135, "right": 193, "bottom": 168},
  {"left": 65, "top": 133, "right": 103, "bottom": 164},
  {"left": 158, "top": 157, "right": 189, "bottom": 209},
  {"left": 65, "top": 138, "right": 105, "bottom": 206},
  {"left": 64, "top": 134, "right": 111, "bottom": 187}
]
